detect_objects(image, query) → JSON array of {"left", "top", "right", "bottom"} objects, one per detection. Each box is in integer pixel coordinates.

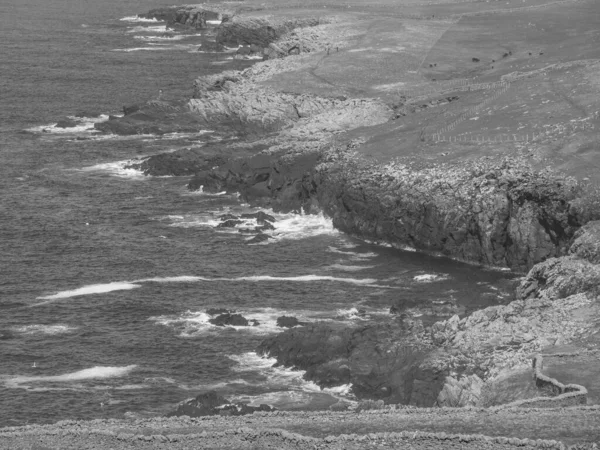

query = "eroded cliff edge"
[{"left": 98, "top": 0, "right": 600, "bottom": 412}]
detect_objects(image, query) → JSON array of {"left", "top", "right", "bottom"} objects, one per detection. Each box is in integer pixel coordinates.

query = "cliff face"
[
  {"left": 191, "top": 147, "right": 582, "bottom": 272},
  {"left": 216, "top": 16, "right": 321, "bottom": 47}
]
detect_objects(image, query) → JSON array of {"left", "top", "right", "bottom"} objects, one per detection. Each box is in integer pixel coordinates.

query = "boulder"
[
  {"left": 209, "top": 313, "right": 249, "bottom": 327},
  {"left": 217, "top": 220, "right": 243, "bottom": 228},
  {"left": 240, "top": 211, "right": 276, "bottom": 223},
  {"left": 55, "top": 118, "right": 79, "bottom": 128},
  {"left": 276, "top": 316, "right": 307, "bottom": 328}
]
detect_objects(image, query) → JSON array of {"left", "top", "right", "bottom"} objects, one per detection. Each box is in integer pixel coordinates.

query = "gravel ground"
[{"left": 2, "top": 406, "right": 599, "bottom": 449}]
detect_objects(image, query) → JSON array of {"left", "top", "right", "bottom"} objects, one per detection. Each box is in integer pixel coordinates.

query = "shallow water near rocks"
[{"left": 0, "top": 0, "right": 517, "bottom": 427}]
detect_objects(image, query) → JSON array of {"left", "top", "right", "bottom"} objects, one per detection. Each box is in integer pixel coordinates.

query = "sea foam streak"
[
  {"left": 120, "top": 16, "right": 161, "bottom": 23},
  {"left": 137, "top": 275, "right": 378, "bottom": 285},
  {"left": 126, "top": 25, "right": 168, "bottom": 33},
  {"left": 3, "top": 366, "right": 137, "bottom": 390},
  {"left": 27, "top": 115, "right": 109, "bottom": 134},
  {"left": 79, "top": 160, "right": 145, "bottom": 179},
  {"left": 413, "top": 273, "right": 450, "bottom": 283},
  {"left": 36, "top": 282, "right": 141, "bottom": 300},
  {"left": 12, "top": 325, "right": 77, "bottom": 335},
  {"left": 39, "top": 275, "right": 385, "bottom": 304}
]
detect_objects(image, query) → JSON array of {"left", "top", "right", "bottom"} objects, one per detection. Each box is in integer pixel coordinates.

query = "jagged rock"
[
  {"left": 142, "top": 6, "right": 220, "bottom": 29},
  {"left": 257, "top": 322, "right": 439, "bottom": 405},
  {"left": 517, "top": 257, "right": 600, "bottom": 300},
  {"left": 217, "top": 220, "right": 243, "bottom": 228},
  {"left": 216, "top": 16, "right": 320, "bottom": 48},
  {"left": 569, "top": 220, "right": 600, "bottom": 264},
  {"left": 209, "top": 313, "right": 249, "bottom": 327},
  {"left": 96, "top": 100, "right": 203, "bottom": 136},
  {"left": 436, "top": 374, "right": 484, "bottom": 407},
  {"left": 167, "top": 391, "right": 275, "bottom": 417},
  {"left": 167, "top": 391, "right": 229, "bottom": 417}
]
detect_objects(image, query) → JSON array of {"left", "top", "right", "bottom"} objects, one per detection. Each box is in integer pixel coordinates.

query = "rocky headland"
[{"left": 25, "top": 0, "right": 600, "bottom": 447}]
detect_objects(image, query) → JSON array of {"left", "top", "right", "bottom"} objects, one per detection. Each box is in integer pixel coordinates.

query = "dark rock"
[
  {"left": 55, "top": 118, "right": 79, "bottom": 128},
  {"left": 258, "top": 322, "right": 435, "bottom": 404},
  {"left": 123, "top": 104, "right": 141, "bottom": 116},
  {"left": 238, "top": 227, "right": 261, "bottom": 234},
  {"left": 256, "top": 222, "right": 275, "bottom": 231},
  {"left": 246, "top": 233, "right": 272, "bottom": 244},
  {"left": 199, "top": 41, "right": 227, "bottom": 52},
  {"left": 276, "top": 316, "right": 307, "bottom": 328},
  {"left": 218, "top": 214, "right": 239, "bottom": 221},
  {"left": 249, "top": 319, "right": 260, "bottom": 326},
  {"left": 96, "top": 100, "right": 204, "bottom": 136},
  {"left": 240, "top": 211, "right": 276, "bottom": 223},
  {"left": 125, "top": 148, "right": 229, "bottom": 177},
  {"left": 75, "top": 110, "right": 102, "bottom": 118},
  {"left": 167, "top": 391, "right": 276, "bottom": 417},
  {"left": 206, "top": 308, "right": 232, "bottom": 315},
  {"left": 217, "top": 220, "right": 243, "bottom": 228},
  {"left": 472, "top": 57, "right": 480, "bottom": 63},
  {"left": 209, "top": 313, "right": 249, "bottom": 327},
  {"left": 167, "top": 391, "right": 229, "bottom": 417},
  {"left": 216, "top": 16, "right": 320, "bottom": 48}
]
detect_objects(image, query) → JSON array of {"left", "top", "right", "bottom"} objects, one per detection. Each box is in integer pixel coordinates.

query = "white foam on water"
[
  {"left": 136, "top": 276, "right": 211, "bottom": 283},
  {"left": 113, "top": 45, "right": 198, "bottom": 52},
  {"left": 3, "top": 366, "right": 137, "bottom": 390},
  {"left": 126, "top": 25, "right": 168, "bottom": 33},
  {"left": 11, "top": 324, "right": 78, "bottom": 335},
  {"left": 268, "top": 212, "right": 339, "bottom": 242},
  {"left": 335, "top": 307, "right": 362, "bottom": 320},
  {"left": 326, "top": 246, "right": 378, "bottom": 261},
  {"left": 120, "top": 16, "right": 161, "bottom": 23},
  {"left": 27, "top": 115, "right": 109, "bottom": 134},
  {"left": 326, "top": 263, "right": 376, "bottom": 272},
  {"left": 206, "top": 20, "right": 222, "bottom": 25},
  {"left": 78, "top": 160, "right": 146, "bottom": 179},
  {"left": 229, "top": 275, "right": 379, "bottom": 285},
  {"left": 150, "top": 308, "right": 312, "bottom": 337},
  {"left": 413, "top": 273, "right": 450, "bottom": 283},
  {"left": 36, "top": 282, "right": 141, "bottom": 300},
  {"left": 133, "top": 34, "right": 185, "bottom": 41},
  {"left": 228, "top": 353, "right": 355, "bottom": 405}
]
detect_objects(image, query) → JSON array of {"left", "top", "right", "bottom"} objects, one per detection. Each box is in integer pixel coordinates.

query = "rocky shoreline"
[{"left": 25, "top": 0, "right": 600, "bottom": 445}]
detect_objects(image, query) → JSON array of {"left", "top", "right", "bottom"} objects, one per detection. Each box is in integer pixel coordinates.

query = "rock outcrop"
[
  {"left": 257, "top": 321, "right": 446, "bottom": 406},
  {"left": 142, "top": 6, "right": 222, "bottom": 29},
  {"left": 216, "top": 16, "right": 321, "bottom": 48},
  {"left": 168, "top": 391, "right": 275, "bottom": 417}
]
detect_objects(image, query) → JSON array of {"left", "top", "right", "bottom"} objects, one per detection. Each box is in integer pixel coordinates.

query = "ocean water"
[{"left": 0, "top": 0, "right": 517, "bottom": 427}]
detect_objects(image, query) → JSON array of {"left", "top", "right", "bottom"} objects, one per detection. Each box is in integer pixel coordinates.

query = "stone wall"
[{"left": 496, "top": 355, "right": 587, "bottom": 409}]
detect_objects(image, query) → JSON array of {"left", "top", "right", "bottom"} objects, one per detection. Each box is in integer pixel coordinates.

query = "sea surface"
[{"left": 0, "top": 0, "right": 517, "bottom": 427}]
